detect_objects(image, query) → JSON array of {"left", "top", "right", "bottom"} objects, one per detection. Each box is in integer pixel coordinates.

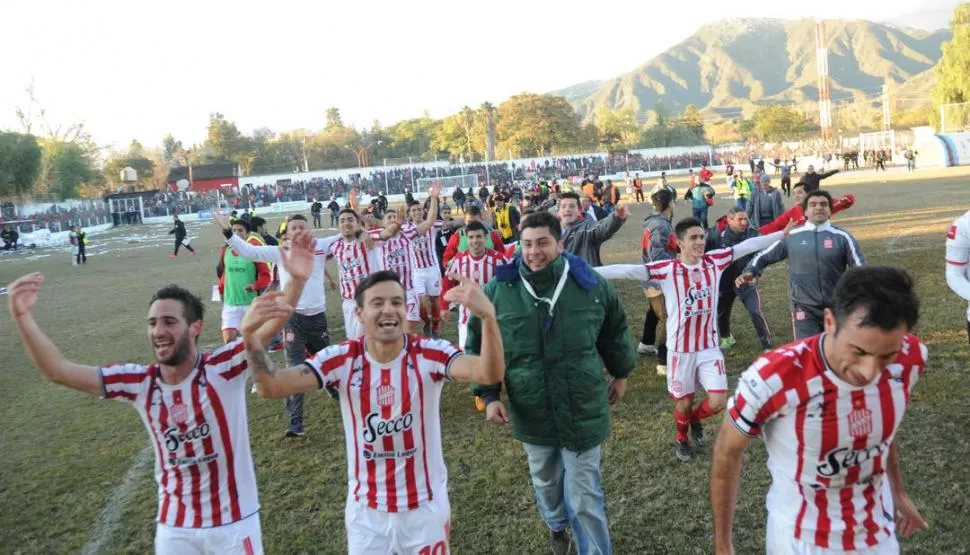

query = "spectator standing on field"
[
  {"left": 327, "top": 198, "right": 340, "bottom": 226},
  {"left": 799, "top": 164, "right": 838, "bottom": 192},
  {"left": 746, "top": 174, "right": 785, "bottom": 229},
  {"left": 685, "top": 181, "right": 716, "bottom": 229},
  {"left": 767, "top": 159, "right": 795, "bottom": 197},
  {"left": 310, "top": 198, "right": 323, "bottom": 228},
  {"left": 469, "top": 211, "right": 635, "bottom": 555}
]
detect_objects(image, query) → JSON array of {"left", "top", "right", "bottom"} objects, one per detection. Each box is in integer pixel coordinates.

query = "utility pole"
[{"left": 815, "top": 17, "right": 833, "bottom": 142}]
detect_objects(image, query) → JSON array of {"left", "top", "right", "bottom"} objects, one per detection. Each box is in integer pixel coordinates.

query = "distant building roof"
[{"left": 167, "top": 163, "right": 239, "bottom": 182}]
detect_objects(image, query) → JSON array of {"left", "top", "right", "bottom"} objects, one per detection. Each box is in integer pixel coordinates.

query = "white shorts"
[
  {"left": 666, "top": 348, "right": 727, "bottom": 399},
  {"left": 345, "top": 494, "right": 451, "bottom": 555},
  {"left": 413, "top": 266, "right": 442, "bottom": 297},
  {"left": 765, "top": 511, "right": 899, "bottom": 555},
  {"left": 155, "top": 512, "right": 263, "bottom": 555},
  {"left": 221, "top": 304, "right": 249, "bottom": 331},
  {"left": 457, "top": 307, "right": 470, "bottom": 351},
  {"left": 406, "top": 290, "right": 420, "bottom": 323},
  {"left": 343, "top": 298, "right": 363, "bottom": 340}
]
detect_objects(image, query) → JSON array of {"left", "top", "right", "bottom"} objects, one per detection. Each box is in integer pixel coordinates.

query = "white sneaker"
[
  {"left": 656, "top": 364, "right": 667, "bottom": 376},
  {"left": 251, "top": 383, "right": 258, "bottom": 395},
  {"left": 637, "top": 342, "right": 658, "bottom": 355}
]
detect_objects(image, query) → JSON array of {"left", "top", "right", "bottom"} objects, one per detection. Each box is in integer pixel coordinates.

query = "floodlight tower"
[{"left": 815, "top": 17, "right": 833, "bottom": 141}]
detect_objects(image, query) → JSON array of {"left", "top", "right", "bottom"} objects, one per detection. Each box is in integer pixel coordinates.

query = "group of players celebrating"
[{"left": 10, "top": 169, "right": 959, "bottom": 554}]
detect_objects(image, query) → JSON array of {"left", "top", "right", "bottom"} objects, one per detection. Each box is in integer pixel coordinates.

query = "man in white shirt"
[
  {"left": 214, "top": 212, "right": 339, "bottom": 437},
  {"left": 945, "top": 210, "right": 970, "bottom": 343}
]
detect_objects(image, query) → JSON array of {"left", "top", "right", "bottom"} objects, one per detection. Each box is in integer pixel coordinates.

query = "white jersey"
[
  {"left": 228, "top": 234, "right": 337, "bottom": 315},
  {"left": 99, "top": 339, "right": 258, "bottom": 528},
  {"left": 443, "top": 249, "right": 509, "bottom": 328},
  {"left": 327, "top": 237, "right": 379, "bottom": 302},
  {"left": 369, "top": 228, "right": 417, "bottom": 291},
  {"left": 945, "top": 210, "right": 970, "bottom": 320},
  {"left": 404, "top": 221, "right": 444, "bottom": 270},
  {"left": 728, "top": 333, "right": 927, "bottom": 551},
  {"left": 304, "top": 335, "right": 462, "bottom": 513}
]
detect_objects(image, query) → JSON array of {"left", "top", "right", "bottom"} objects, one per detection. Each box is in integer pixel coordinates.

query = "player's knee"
[
  {"left": 674, "top": 396, "right": 694, "bottom": 413},
  {"left": 708, "top": 394, "right": 727, "bottom": 414}
]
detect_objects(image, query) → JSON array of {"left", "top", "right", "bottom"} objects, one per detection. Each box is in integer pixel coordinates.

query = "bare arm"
[
  {"left": 416, "top": 189, "right": 439, "bottom": 236},
  {"left": 945, "top": 245, "right": 970, "bottom": 301},
  {"left": 8, "top": 273, "right": 100, "bottom": 396},
  {"left": 443, "top": 275, "right": 504, "bottom": 384},
  {"left": 710, "top": 418, "right": 754, "bottom": 554}
]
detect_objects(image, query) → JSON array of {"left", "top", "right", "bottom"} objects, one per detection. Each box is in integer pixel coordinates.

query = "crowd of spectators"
[{"left": 0, "top": 201, "right": 110, "bottom": 234}]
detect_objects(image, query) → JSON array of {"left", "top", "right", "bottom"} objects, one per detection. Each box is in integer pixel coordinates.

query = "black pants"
[
  {"left": 718, "top": 285, "right": 772, "bottom": 348},
  {"left": 283, "top": 311, "right": 331, "bottom": 430},
  {"left": 635, "top": 190, "right": 644, "bottom": 203},
  {"left": 173, "top": 237, "right": 195, "bottom": 255},
  {"left": 791, "top": 303, "right": 825, "bottom": 341},
  {"left": 640, "top": 294, "right": 668, "bottom": 365},
  {"left": 76, "top": 243, "right": 86, "bottom": 264},
  {"left": 876, "top": 160, "right": 886, "bottom": 171},
  {"left": 781, "top": 177, "right": 791, "bottom": 197},
  {"left": 313, "top": 213, "right": 322, "bottom": 228}
]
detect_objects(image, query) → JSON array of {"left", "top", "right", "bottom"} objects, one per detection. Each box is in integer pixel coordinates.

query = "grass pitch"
[{"left": 1, "top": 167, "right": 969, "bottom": 554}]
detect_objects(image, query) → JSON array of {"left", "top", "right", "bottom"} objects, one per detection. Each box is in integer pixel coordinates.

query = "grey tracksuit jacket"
[{"left": 744, "top": 220, "right": 865, "bottom": 310}]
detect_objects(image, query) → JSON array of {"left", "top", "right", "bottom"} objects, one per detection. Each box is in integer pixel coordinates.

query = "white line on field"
[
  {"left": 886, "top": 227, "right": 920, "bottom": 253},
  {"left": 81, "top": 443, "right": 154, "bottom": 555}
]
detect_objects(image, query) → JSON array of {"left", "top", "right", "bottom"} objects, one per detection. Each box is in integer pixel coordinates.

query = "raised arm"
[
  {"left": 416, "top": 182, "right": 440, "bottom": 236},
  {"left": 227, "top": 233, "right": 282, "bottom": 263},
  {"left": 442, "top": 275, "right": 504, "bottom": 384},
  {"left": 819, "top": 169, "right": 839, "bottom": 180},
  {"left": 731, "top": 230, "right": 785, "bottom": 260},
  {"left": 594, "top": 264, "right": 649, "bottom": 281},
  {"left": 588, "top": 207, "right": 628, "bottom": 245},
  {"left": 8, "top": 273, "right": 101, "bottom": 396},
  {"left": 946, "top": 244, "right": 970, "bottom": 301}
]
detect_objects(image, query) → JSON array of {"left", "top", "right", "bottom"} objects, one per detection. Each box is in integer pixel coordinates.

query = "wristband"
[{"left": 223, "top": 229, "right": 233, "bottom": 240}]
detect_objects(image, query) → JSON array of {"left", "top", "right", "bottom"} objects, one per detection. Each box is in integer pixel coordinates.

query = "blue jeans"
[
  {"left": 603, "top": 204, "right": 616, "bottom": 215},
  {"left": 522, "top": 443, "right": 611, "bottom": 555},
  {"left": 692, "top": 206, "right": 709, "bottom": 229},
  {"left": 735, "top": 198, "right": 747, "bottom": 210}
]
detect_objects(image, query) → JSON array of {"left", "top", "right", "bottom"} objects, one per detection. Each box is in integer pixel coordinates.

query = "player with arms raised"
[
  {"left": 595, "top": 217, "right": 790, "bottom": 461},
  {"left": 240, "top": 269, "right": 504, "bottom": 553},
  {"left": 945, "top": 209, "right": 970, "bottom": 343},
  {"left": 6, "top": 230, "right": 318, "bottom": 554},
  {"left": 325, "top": 208, "right": 381, "bottom": 340},
  {"left": 711, "top": 266, "right": 928, "bottom": 554}
]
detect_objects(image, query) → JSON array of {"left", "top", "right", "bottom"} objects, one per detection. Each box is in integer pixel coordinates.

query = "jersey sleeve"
[
  {"left": 212, "top": 339, "right": 249, "bottom": 382},
  {"left": 304, "top": 343, "right": 353, "bottom": 390},
  {"left": 99, "top": 363, "right": 152, "bottom": 404},
  {"left": 946, "top": 219, "right": 970, "bottom": 303},
  {"left": 706, "top": 248, "right": 734, "bottom": 272},
  {"left": 726, "top": 354, "right": 794, "bottom": 437},
  {"left": 417, "top": 337, "right": 462, "bottom": 383}
]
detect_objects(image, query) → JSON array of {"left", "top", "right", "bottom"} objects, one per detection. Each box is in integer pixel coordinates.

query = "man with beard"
[
  {"left": 557, "top": 191, "right": 628, "bottom": 267},
  {"left": 740, "top": 190, "right": 865, "bottom": 340},
  {"left": 214, "top": 212, "right": 340, "bottom": 437},
  {"left": 241, "top": 270, "right": 505, "bottom": 554},
  {"left": 5, "top": 230, "right": 317, "bottom": 555},
  {"left": 324, "top": 208, "right": 381, "bottom": 340}
]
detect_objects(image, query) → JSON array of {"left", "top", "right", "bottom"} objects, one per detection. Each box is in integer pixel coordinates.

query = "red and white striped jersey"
[
  {"left": 403, "top": 221, "right": 444, "bottom": 269},
  {"left": 442, "top": 249, "right": 509, "bottom": 324},
  {"left": 99, "top": 339, "right": 258, "bottom": 528},
  {"left": 369, "top": 227, "right": 416, "bottom": 291},
  {"left": 646, "top": 249, "right": 734, "bottom": 352},
  {"left": 304, "top": 335, "right": 462, "bottom": 513},
  {"left": 728, "top": 333, "right": 927, "bottom": 551},
  {"left": 327, "top": 237, "right": 379, "bottom": 301}
]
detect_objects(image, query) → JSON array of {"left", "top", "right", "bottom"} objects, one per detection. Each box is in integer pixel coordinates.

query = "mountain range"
[{"left": 549, "top": 18, "right": 951, "bottom": 122}]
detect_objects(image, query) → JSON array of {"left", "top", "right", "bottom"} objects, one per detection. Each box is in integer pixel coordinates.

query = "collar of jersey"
[{"left": 801, "top": 220, "right": 833, "bottom": 231}]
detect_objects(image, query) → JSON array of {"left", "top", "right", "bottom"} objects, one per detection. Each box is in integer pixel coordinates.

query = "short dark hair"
[
  {"left": 793, "top": 181, "right": 807, "bottom": 191},
  {"left": 467, "top": 205, "right": 482, "bottom": 217},
  {"left": 558, "top": 192, "right": 581, "bottom": 206},
  {"left": 232, "top": 219, "right": 251, "bottom": 233},
  {"left": 287, "top": 214, "right": 307, "bottom": 223},
  {"left": 674, "top": 217, "right": 704, "bottom": 239},
  {"left": 832, "top": 266, "right": 919, "bottom": 333},
  {"left": 802, "top": 189, "right": 833, "bottom": 213},
  {"left": 407, "top": 200, "right": 420, "bottom": 208},
  {"left": 338, "top": 208, "right": 360, "bottom": 222},
  {"left": 250, "top": 216, "right": 266, "bottom": 229},
  {"left": 520, "top": 211, "right": 561, "bottom": 241},
  {"left": 355, "top": 270, "right": 404, "bottom": 308},
  {"left": 465, "top": 220, "right": 487, "bottom": 235},
  {"left": 651, "top": 188, "right": 674, "bottom": 213},
  {"left": 150, "top": 285, "right": 204, "bottom": 324}
]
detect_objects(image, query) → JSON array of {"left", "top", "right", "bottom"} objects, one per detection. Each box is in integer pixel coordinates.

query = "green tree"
[
  {"left": 680, "top": 105, "right": 707, "bottom": 143},
  {"left": 103, "top": 140, "right": 157, "bottom": 191},
  {"left": 162, "top": 134, "right": 184, "bottom": 166},
  {"left": 496, "top": 94, "right": 581, "bottom": 157},
  {"left": 594, "top": 105, "right": 639, "bottom": 151},
  {"left": 386, "top": 117, "right": 441, "bottom": 159},
  {"left": 934, "top": 3, "right": 970, "bottom": 129},
  {"left": 479, "top": 102, "right": 497, "bottom": 161},
  {"left": 325, "top": 107, "right": 345, "bottom": 131},
  {"left": 203, "top": 112, "right": 252, "bottom": 163},
  {"left": 750, "top": 105, "right": 808, "bottom": 141},
  {"left": 640, "top": 101, "right": 705, "bottom": 148},
  {"left": 0, "top": 132, "right": 43, "bottom": 197},
  {"left": 43, "top": 142, "right": 92, "bottom": 199}
]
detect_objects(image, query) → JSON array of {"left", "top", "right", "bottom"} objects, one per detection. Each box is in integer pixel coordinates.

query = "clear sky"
[{"left": 0, "top": 0, "right": 955, "bottom": 151}]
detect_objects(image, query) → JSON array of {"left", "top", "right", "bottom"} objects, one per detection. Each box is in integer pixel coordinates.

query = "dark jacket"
[
  {"left": 468, "top": 252, "right": 635, "bottom": 453},
  {"left": 561, "top": 213, "right": 624, "bottom": 267},
  {"left": 705, "top": 223, "right": 760, "bottom": 291},
  {"left": 169, "top": 219, "right": 187, "bottom": 239},
  {"left": 746, "top": 187, "right": 785, "bottom": 228},
  {"left": 800, "top": 169, "right": 839, "bottom": 192},
  {"left": 642, "top": 212, "right": 674, "bottom": 264},
  {"left": 745, "top": 220, "right": 865, "bottom": 309}
]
